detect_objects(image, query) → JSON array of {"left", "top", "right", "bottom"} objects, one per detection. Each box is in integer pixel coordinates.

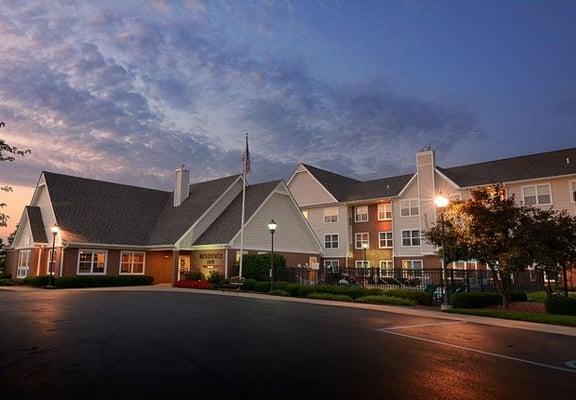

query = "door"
[{"left": 178, "top": 255, "right": 191, "bottom": 281}]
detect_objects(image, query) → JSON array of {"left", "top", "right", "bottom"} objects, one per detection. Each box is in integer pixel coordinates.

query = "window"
[
  {"left": 355, "top": 232, "right": 369, "bottom": 249},
  {"left": 571, "top": 181, "right": 576, "bottom": 203},
  {"left": 77, "top": 250, "right": 107, "bottom": 274},
  {"left": 400, "top": 199, "right": 419, "bottom": 217},
  {"left": 378, "top": 203, "right": 392, "bottom": 220},
  {"left": 17, "top": 249, "right": 31, "bottom": 278},
  {"left": 401, "top": 230, "right": 421, "bottom": 247},
  {"left": 379, "top": 260, "right": 393, "bottom": 277},
  {"left": 302, "top": 210, "right": 308, "bottom": 220},
  {"left": 523, "top": 184, "right": 551, "bottom": 206},
  {"left": 324, "top": 259, "right": 340, "bottom": 272},
  {"left": 120, "top": 251, "right": 145, "bottom": 275},
  {"left": 324, "top": 234, "right": 339, "bottom": 249},
  {"left": 324, "top": 207, "right": 339, "bottom": 223},
  {"left": 379, "top": 232, "right": 393, "bottom": 248},
  {"left": 354, "top": 206, "right": 369, "bottom": 222},
  {"left": 355, "top": 260, "right": 370, "bottom": 275},
  {"left": 47, "top": 249, "right": 56, "bottom": 275},
  {"left": 402, "top": 259, "right": 423, "bottom": 278}
]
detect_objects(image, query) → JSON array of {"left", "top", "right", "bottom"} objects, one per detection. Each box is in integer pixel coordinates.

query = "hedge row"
[
  {"left": 306, "top": 292, "right": 354, "bottom": 302},
  {"left": 546, "top": 296, "right": 576, "bottom": 316},
  {"left": 0, "top": 272, "right": 12, "bottom": 279},
  {"left": 241, "top": 280, "right": 432, "bottom": 305},
  {"left": 449, "top": 290, "right": 528, "bottom": 309},
  {"left": 22, "top": 275, "right": 154, "bottom": 288},
  {"left": 355, "top": 295, "right": 416, "bottom": 306}
]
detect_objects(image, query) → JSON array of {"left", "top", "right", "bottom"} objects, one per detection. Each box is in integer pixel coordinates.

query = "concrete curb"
[{"left": 70, "top": 285, "right": 576, "bottom": 337}]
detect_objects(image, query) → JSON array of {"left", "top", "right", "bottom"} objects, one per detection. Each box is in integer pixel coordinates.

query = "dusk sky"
[{"left": 1, "top": 0, "right": 575, "bottom": 237}]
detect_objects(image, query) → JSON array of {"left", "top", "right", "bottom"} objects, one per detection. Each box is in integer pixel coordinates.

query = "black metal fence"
[{"left": 276, "top": 267, "right": 546, "bottom": 293}]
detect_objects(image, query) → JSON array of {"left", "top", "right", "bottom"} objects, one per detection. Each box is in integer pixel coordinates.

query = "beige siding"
[
  {"left": 288, "top": 168, "right": 336, "bottom": 207},
  {"left": 506, "top": 176, "right": 576, "bottom": 216},
  {"left": 180, "top": 178, "right": 243, "bottom": 247},
  {"left": 416, "top": 152, "right": 436, "bottom": 255},
  {"left": 33, "top": 184, "right": 60, "bottom": 246},
  {"left": 12, "top": 213, "right": 33, "bottom": 249},
  {"left": 231, "top": 192, "right": 321, "bottom": 254},
  {"left": 304, "top": 205, "right": 350, "bottom": 258}
]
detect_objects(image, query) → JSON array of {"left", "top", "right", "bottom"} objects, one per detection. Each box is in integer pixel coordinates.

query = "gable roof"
[
  {"left": 438, "top": 147, "right": 576, "bottom": 187},
  {"left": 301, "top": 164, "right": 360, "bottom": 201},
  {"left": 42, "top": 171, "right": 241, "bottom": 246},
  {"left": 194, "top": 181, "right": 280, "bottom": 245},
  {"left": 25, "top": 206, "right": 48, "bottom": 243}
]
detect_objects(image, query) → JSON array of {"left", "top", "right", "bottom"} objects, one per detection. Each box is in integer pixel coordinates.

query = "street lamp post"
[
  {"left": 47, "top": 224, "right": 60, "bottom": 288},
  {"left": 268, "top": 219, "right": 277, "bottom": 291},
  {"left": 434, "top": 195, "right": 451, "bottom": 310},
  {"left": 362, "top": 242, "right": 368, "bottom": 279}
]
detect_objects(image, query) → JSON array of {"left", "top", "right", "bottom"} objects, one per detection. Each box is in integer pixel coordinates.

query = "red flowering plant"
[{"left": 174, "top": 280, "right": 214, "bottom": 289}]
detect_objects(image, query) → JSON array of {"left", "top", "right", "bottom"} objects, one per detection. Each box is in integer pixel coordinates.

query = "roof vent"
[
  {"left": 386, "top": 184, "right": 390, "bottom": 189},
  {"left": 567, "top": 157, "right": 570, "bottom": 165}
]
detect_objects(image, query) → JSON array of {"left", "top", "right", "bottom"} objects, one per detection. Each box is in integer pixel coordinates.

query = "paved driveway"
[{"left": 1, "top": 289, "right": 575, "bottom": 399}]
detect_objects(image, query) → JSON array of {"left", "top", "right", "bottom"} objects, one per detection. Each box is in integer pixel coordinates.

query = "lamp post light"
[
  {"left": 47, "top": 224, "right": 60, "bottom": 288},
  {"left": 434, "top": 195, "right": 451, "bottom": 310},
  {"left": 268, "top": 219, "right": 277, "bottom": 291},
  {"left": 361, "top": 242, "right": 368, "bottom": 279}
]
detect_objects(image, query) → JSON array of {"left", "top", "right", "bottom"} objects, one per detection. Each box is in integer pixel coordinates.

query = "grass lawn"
[
  {"left": 445, "top": 308, "right": 576, "bottom": 328},
  {"left": 527, "top": 291, "right": 576, "bottom": 303}
]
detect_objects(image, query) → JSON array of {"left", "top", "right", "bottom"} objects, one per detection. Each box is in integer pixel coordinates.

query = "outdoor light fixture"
[
  {"left": 435, "top": 196, "right": 451, "bottom": 310},
  {"left": 361, "top": 242, "right": 368, "bottom": 272},
  {"left": 434, "top": 195, "right": 449, "bottom": 208},
  {"left": 47, "top": 224, "right": 59, "bottom": 287},
  {"left": 268, "top": 220, "right": 277, "bottom": 291}
]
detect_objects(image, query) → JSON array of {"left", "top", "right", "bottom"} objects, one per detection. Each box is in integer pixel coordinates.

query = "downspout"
[
  {"left": 224, "top": 245, "right": 229, "bottom": 279},
  {"left": 36, "top": 247, "right": 42, "bottom": 276}
]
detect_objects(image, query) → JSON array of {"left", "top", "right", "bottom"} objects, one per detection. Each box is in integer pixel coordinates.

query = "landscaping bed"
[
  {"left": 22, "top": 275, "right": 154, "bottom": 288},
  {"left": 445, "top": 308, "right": 576, "bottom": 328}
]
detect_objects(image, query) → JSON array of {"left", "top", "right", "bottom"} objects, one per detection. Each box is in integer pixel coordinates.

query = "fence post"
[{"left": 465, "top": 269, "right": 470, "bottom": 293}]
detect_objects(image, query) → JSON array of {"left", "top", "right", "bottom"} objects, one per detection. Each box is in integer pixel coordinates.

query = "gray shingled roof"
[
  {"left": 43, "top": 171, "right": 242, "bottom": 246},
  {"left": 147, "top": 175, "right": 241, "bottom": 245},
  {"left": 303, "top": 147, "right": 576, "bottom": 202},
  {"left": 439, "top": 147, "right": 576, "bottom": 187},
  {"left": 195, "top": 181, "right": 280, "bottom": 245},
  {"left": 25, "top": 206, "right": 48, "bottom": 243}
]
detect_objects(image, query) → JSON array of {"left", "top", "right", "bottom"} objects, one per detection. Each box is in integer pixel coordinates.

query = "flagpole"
[{"left": 239, "top": 133, "right": 249, "bottom": 279}]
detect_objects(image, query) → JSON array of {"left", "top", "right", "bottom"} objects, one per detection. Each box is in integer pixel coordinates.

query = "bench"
[{"left": 221, "top": 276, "right": 245, "bottom": 291}]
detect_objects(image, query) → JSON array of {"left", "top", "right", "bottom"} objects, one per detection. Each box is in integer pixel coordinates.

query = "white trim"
[
  {"left": 401, "top": 229, "right": 421, "bottom": 247},
  {"left": 378, "top": 231, "right": 393, "bottom": 249},
  {"left": 435, "top": 168, "right": 461, "bottom": 189},
  {"left": 323, "top": 233, "right": 339, "bottom": 249},
  {"left": 377, "top": 203, "right": 392, "bottom": 221},
  {"left": 76, "top": 249, "right": 108, "bottom": 275},
  {"left": 175, "top": 175, "right": 243, "bottom": 247},
  {"left": 459, "top": 172, "right": 576, "bottom": 189},
  {"left": 570, "top": 180, "right": 576, "bottom": 203},
  {"left": 397, "top": 174, "right": 417, "bottom": 197},
  {"left": 354, "top": 205, "right": 369, "bottom": 223},
  {"left": 286, "top": 165, "right": 339, "bottom": 203},
  {"left": 119, "top": 251, "right": 146, "bottom": 275},
  {"left": 354, "top": 232, "right": 369, "bottom": 249},
  {"left": 399, "top": 198, "right": 419, "bottom": 217},
  {"left": 323, "top": 206, "right": 339, "bottom": 223},
  {"left": 63, "top": 242, "right": 174, "bottom": 250},
  {"left": 521, "top": 182, "right": 553, "bottom": 206}
]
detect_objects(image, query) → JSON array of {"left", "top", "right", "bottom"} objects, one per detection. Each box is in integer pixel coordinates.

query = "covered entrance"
[{"left": 178, "top": 255, "right": 191, "bottom": 280}]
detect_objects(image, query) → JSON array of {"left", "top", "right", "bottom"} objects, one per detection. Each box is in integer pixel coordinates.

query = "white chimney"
[{"left": 174, "top": 165, "right": 190, "bottom": 207}]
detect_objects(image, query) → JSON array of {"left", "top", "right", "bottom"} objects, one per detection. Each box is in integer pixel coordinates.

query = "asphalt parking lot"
[{"left": 1, "top": 289, "right": 575, "bottom": 399}]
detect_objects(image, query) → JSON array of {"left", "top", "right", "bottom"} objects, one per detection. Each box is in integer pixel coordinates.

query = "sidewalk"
[{"left": 3, "top": 284, "right": 576, "bottom": 337}]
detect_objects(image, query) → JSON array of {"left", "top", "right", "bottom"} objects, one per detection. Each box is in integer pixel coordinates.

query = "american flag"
[{"left": 242, "top": 133, "right": 250, "bottom": 177}]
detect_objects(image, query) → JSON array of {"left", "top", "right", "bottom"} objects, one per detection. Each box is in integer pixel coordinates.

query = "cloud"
[{"left": 0, "top": 0, "right": 479, "bottom": 193}]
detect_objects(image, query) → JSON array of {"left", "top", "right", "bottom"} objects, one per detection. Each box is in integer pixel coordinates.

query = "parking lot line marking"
[
  {"left": 375, "top": 329, "right": 576, "bottom": 374},
  {"left": 378, "top": 321, "right": 467, "bottom": 330}
]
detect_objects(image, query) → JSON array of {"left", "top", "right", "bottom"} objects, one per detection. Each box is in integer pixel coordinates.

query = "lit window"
[
  {"left": 324, "top": 207, "right": 338, "bottom": 223},
  {"left": 355, "top": 232, "right": 369, "bottom": 249},
  {"left": 400, "top": 199, "right": 419, "bottom": 217},
  {"left": 379, "top": 260, "right": 393, "bottom": 278},
  {"left": 401, "top": 230, "right": 421, "bottom": 247},
  {"left": 120, "top": 251, "right": 145, "bottom": 274},
  {"left": 77, "top": 250, "right": 107, "bottom": 274},
  {"left": 354, "top": 206, "right": 369, "bottom": 222},
  {"left": 324, "top": 234, "right": 339, "bottom": 249},
  {"left": 377, "top": 203, "right": 392, "bottom": 220},
  {"left": 378, "top": 232, "right": 393, "bottom": 248},
  {"left": 324, "top": 260, "right": 340, "bottom": 272},
  {"left": 17, "top": 249, "right": 31, "bottom": 278},
  {"left": 47, "top": 249, "right": 56, "bottom": 275},
  {"left": 523, "top": 184, "right": 551, "bottom": 206}
]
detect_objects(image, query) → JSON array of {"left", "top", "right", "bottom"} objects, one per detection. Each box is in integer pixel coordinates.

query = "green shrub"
[
  {"left": 254, "top": 281, "right": 272, "bottom": 293},
  {"left": 449, "top": 292, "right": 502, "bottom": 308},
  {"left": 207, "top": 271, "right": 224, "bottom": 285},
  {"left": 355, "top": 295, "right": 416, "bottom": 306},
  {"left": 306, "top": 292, "right": 353, "bottom": 302},
  {"left": 510, "top": 290, "right": 528, "bottom": 302},
  {"left": 22, "top": 276, "right": 51, "bottom": 287},
  {"left": 184, "top": 271, "right": 203, "bottom": 281},
  {"left": 269, "top": 289, "right": 290, "bottom": 297},
  {"left": 0, "top": 272, "right": 12, "bottom": 279},
  {"left": 284, "top": 283, "right": 301, "bottom": 297},
  {"left": 0, "top": 279, "right": 17, "bottom": 286},
  {"left": 545, "top": 295, "right": 576, "bottom": 316},
  {"left": 382, "top": 289, "right": 433, "bottom": 306},
  {"left": 242, "top": 254, "right": 287, "bottom": 281},
  {"left": 241, "top": 279, "right": 258, "bottom": 291}
]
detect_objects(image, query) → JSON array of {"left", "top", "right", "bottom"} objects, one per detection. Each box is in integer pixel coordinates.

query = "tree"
[
  {"left": 425, "top": 184, "right": 533, "bottom": 308},
  {"left": 0, "top": 237, "right": 6, "bottom": 273},
  {"left": 0, "top": 122, "right": 30, "bottom": 227}
]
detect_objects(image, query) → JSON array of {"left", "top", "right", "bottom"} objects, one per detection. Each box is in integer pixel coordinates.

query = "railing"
[{"left": 275, "top": 267, "right": 546, "bottom": 293}]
